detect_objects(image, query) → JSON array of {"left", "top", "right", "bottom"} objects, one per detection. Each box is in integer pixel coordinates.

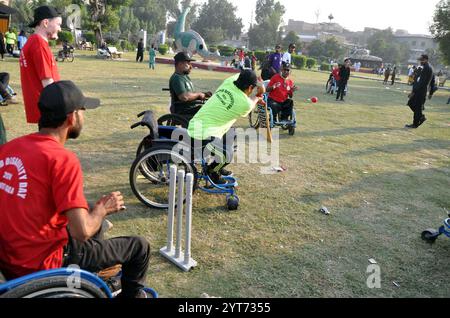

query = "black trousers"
[
  {"left": 6, "top": 44, "right": 13, "bottom": 55},
  {"left": 336, "top": 80, "right": 347, "bottom": 100},
  {"left": 267, "top": 98, "right": 293, "bottom": 121},
  {"left": 63, "top": 223, "right": 150, "bottom": 298},
  {"left": 136, "top": 51, "right": 144, "bottom": 62},
  {"left": 408, "top": 93, "right": 426, "bottom": 126},
  {"left": 189, "top": 129, "right": 236, "bottom": 174},
  {"left": 0, "top": 73, "right": 10, "bottom": 99}
]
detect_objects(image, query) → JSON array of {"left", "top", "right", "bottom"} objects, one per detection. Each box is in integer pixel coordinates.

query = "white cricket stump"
[{"left": 160, "top": 165, "right": 198, "bottom": 272}]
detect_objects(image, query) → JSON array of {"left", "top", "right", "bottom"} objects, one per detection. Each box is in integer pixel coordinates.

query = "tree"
[
  {"left": 430, "top": 0, "right": 450, "bottom": 65},
  {"left": 10, "top": 0, "right": 34, "bottom": 29},
  {"left": 282, "top": 31, "right": 301, "bottom": 51},
  {"left": 367, "top": 28, "right": 409, "bottom": 64},
  {"left": 307, "top": 38, "right": 345, "bottom": 61},
  {"left": 248, "top": 0, "right": 285, "bottom": 49},
  {"left": 191, "top": 0, "right": 243, "bottom": 44}
]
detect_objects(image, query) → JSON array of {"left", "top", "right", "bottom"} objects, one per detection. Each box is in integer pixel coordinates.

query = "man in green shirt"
[
  {"left": 188, "top": 69, "right": 263, "bottom": 184},
  {"left": 169, "top": 52, "right": 212, "bottom": 119},
  {"left": 5, "top": 29, "right": 16, "bottom": 56}
]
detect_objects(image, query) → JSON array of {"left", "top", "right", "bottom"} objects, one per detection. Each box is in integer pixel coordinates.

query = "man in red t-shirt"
[
  {"left": 0, "top": 81, "right": 152, "bottom": 298},
  {"left": 20, "top": 6, "right": 62, "bottom": 124},
  {"left": 266, "top": 63, "right": 298, "bottom": 121}
]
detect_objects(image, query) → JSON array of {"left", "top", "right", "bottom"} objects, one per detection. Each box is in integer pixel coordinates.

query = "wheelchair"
[
  {"left": 326, "top": 75, "right": 337, "bottom": 95},
  {"left": 129, "top": 111, "right": 240, "bottom": 211},
  {"left": 248, "top": 93, "right": 297, "bottom": 136},
  {"left": 421, "top": 212, "right": 450, "bottom": 244},
  {"left": 0, "top": 267, "right": 158, "bottom": 298},
  {"left": 56, "top": 46, "right": 75, "bottom": 63}
]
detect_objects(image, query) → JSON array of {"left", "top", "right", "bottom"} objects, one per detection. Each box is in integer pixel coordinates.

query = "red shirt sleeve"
[
  {"left": 268, "top": 74, "right": 280, "bottom": 88},
  {"left": 51, "top": 152, "right": 89, "bottom": 214},
  {"left": 32, "top": 40, "right": 55, "bottom": 81}
]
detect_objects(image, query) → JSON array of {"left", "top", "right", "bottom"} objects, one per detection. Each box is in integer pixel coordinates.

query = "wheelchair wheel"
[
  {"left": 248, "top": 109, "right": 260, "bottom": 129},
  {"left": 130, "top": 145, "right": 197, "bottom": 209},
  {"left": 67, "top": 52, "right": 74, "bottom": 62},
  {"left": 288, "top": 126, "right": 295, "bottom": 136},
  {"left": 158, "top": 114, "right": 189, "bottom": 128},
  {"left": 0, "top": 276, "right": 108, "bottom": 298}
]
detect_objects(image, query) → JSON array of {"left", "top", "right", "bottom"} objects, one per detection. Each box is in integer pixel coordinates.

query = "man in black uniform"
[
  {"left": 336, "top": 58, "right": 351, "bottom": 102},
  {"left": 406, "top": 54, "right": 433, "bottom": 129},
  {"left": 136, "top": 38, "right": 144, "bottom": 63}
]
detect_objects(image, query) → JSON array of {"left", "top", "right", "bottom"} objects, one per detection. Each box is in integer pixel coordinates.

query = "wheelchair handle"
[
  {"left": 162, "top": 88, "right": 170, "bottom": 92},
  {"left": 137, "top": 111, "right": 146, "bottom": 118},
  {"left": 130, "top": 123, "right": 141, "bottom": 130}
]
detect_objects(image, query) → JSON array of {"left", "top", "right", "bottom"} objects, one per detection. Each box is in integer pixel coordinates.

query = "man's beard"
[
  {"left": 183, "top": 69, "right": 191, "bottom": 75},
  {"left": 68, "top": 125, "right": 82, "bottom": 139}
]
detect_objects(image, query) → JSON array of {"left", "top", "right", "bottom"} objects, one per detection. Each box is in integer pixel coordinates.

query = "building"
[
  {"left": 286, "top": 19, "right": 344, "bottom": 36},
  {"left": 0, "top": 2, "right": 16, "bottom": 34},
  {"left": 393, "top": 33, "right": 438, "bottom": 64}
]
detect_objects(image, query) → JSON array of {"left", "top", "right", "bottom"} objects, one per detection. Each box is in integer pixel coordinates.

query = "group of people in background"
[
  {"left": 135, "top": 38, "right": 157, "bottom": 70},
  {"left": 0, "top": 29, "right": 28, "bottom": 60}
]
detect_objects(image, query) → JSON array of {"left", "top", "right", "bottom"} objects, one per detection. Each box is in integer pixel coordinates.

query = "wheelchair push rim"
[{"left": 130, "top": 146, "right": 197, "bottom": 209}]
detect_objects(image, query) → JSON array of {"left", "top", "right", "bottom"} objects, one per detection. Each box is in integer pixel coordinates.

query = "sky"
[{"left": 194, "top": 0, "right": 442, "bottom": 35}]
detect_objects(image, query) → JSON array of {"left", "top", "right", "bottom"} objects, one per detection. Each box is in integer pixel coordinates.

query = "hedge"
[
  {"left": 217, "top": 45, "right": 235, "bottom": 57},
  {"left": 83, "top": 32, "right": 96, "bottom": 44},
  {"left": 57, "top": 30, "right": 73, "bottom": 44},
  {"left": 158, "top": 44, "right": 169, "bottom": 55},
  {"left": 292, "top": 54, "right": 306, "bottom": 69},
  {"left": 306, "top": 58, "right": 317, "bottom": 69},
  {"left": 320, "top": 63, "right": 332, "bottom": 72}
]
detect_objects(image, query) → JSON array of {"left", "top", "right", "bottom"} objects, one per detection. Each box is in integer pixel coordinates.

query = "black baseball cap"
[
  {"left": 38, "top": 81, "right": 100, "bottom": 122},
  {"left": 234, "top": 69, "right": 258, "bottom": 88},
  {"left": 418, "top": 54, "right": 429, "bottom": 61},
  {"left": 174, "top": 52, "right": 196, "bottom": 63},
  {"left": 29, "top": 6, "right": 61, "bottom": 28}
]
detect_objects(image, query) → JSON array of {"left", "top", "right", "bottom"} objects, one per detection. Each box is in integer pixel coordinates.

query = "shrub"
[
  {"left": 158, "top": 44, "right": 169, "bottom": 55},
  {"left": 57, "top": 30, "right": 73, "bottom": 44},
  {"left": 209, "top": 45, "right": 217, "bottom": 53},
  {"left": 120, "top": 40, "right": 135, "bottom": 52},
  {"left": 306, "top": 58, "right": 317, "bottom": 69},
  {"left": 320, "top": 63, "right": 332, "bottom": 72},
  {"left": 48, "top": 40, "right": 57, "bottom": 48},
  {"left": 83, "top": 32, "right": 96, "bottom": 44},
  {"left": 217, "top": 45, "right": 235, "bottom": 57},
  {"left": 292, "top": 54, "right": 306, "bottom": 69},
  {"left": 254, "top": 50, "right": 267, "bottom": 63}
]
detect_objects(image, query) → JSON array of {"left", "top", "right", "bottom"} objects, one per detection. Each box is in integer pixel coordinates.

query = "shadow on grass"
[
  {"left": 347, "top": 139, "right": 450, "bottom": 157},
  {"left": 299, "top": 127, "right": 402, "bottom": 138}
]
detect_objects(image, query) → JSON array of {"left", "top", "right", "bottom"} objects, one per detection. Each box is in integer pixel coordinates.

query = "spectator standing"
[
  {"left": 406, "top": 54, "right": 433, "bottom": 128},
  {"left": 0, "top": 33, "right": 6, "bottom": 60},
  {"left": 20, "top": 5, "right": 62, "bottom": 124},
  {"left": 5, "top": 28, "right": 16, "bottom": 55},
  {"left": 383, "top": 67, "right": 391, "bottom": 84},
  {"left": 268, "top": 44, "right": 283, "bottom": 78},
  {"left": 391, "top": 66, "right": 397, "bottom": 85},
  {"left": 149, "top": 45, "right": 156, "bottom": 70},
  {"left": 282, "top": 43, "right": 296, "bottom": 66},
  {"left": 17, "top": 30, "right": 27, "bottom": 50},
  {"left": 136, "top": 38, "right": 144, "bottom": 63},
  {"left": 336, "top": 59, "right": 351, "bottom": 102}
]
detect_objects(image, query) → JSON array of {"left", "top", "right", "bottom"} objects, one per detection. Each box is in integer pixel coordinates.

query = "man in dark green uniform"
[{"left": 169, "top": 52, "right": 212, "bottom": 119}]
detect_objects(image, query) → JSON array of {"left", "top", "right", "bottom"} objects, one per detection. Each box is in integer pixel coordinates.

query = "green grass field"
[{"left": 1, "top": 50, "right": 450, "bottom": 298}]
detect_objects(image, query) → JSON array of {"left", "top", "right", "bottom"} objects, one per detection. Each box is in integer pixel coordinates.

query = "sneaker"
[
  {"left": 220, "top": 168, "right": 233, "bottom": 176},
  {"left": 405, "top": 124, "right": 418, "bottom": 129}
]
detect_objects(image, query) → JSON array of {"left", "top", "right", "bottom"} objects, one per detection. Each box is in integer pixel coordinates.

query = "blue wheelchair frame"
[
  {"left": 131, "top": 112, "right": 240, "bottom": 210},
  {"left": 422, "top": 216, "right": 450, "bottom": 243},
  {"left": 0, "top": 268, "right": 158, "bottom": 298}
]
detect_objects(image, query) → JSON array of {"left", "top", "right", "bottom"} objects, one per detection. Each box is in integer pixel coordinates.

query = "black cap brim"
[{"left": 81, "top": 97, "right": 101, "bottom": 110}]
